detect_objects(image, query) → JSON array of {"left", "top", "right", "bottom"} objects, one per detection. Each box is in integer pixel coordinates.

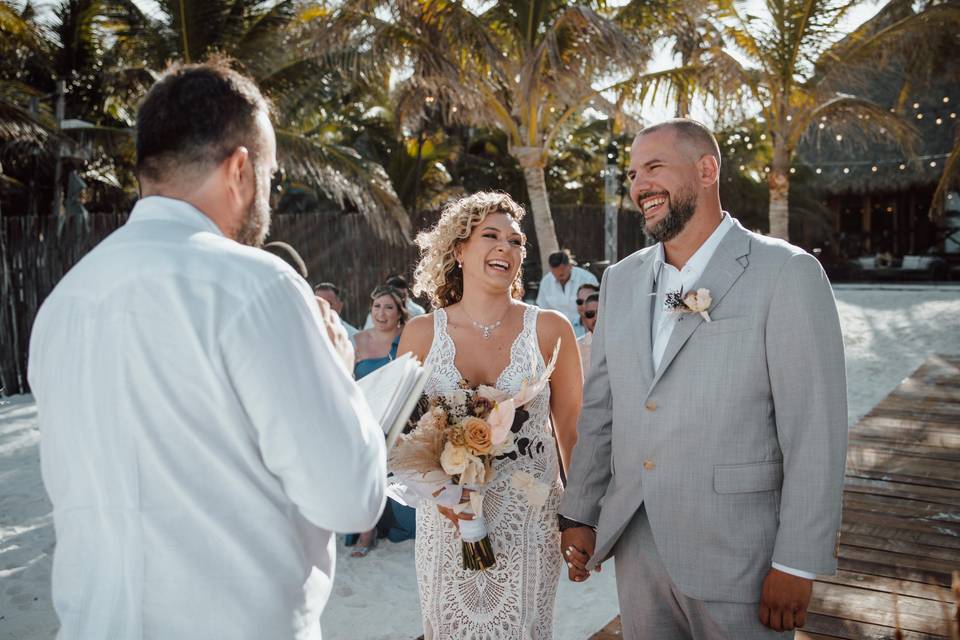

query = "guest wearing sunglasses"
[
  {"left": 577, "top": 293, "right": 600, "bottom": 374},
  {"left": 575, "top": 283, "right": 600, "bottom": 338}
]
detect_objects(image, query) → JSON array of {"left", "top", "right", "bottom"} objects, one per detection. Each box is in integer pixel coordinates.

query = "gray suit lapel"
[
  {"left": 633, "top": 255, "right": 657, "bottom": 384},
  {"left": 649, "top": 222, "right": 752, "bottom": 390}
]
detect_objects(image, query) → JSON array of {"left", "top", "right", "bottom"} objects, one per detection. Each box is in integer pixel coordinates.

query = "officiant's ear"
[
  {"left": 696, "top": 153, "right": 720, "bottom": 187},
  {"left": 223, "top": 145, "right": 253, "bottom": 206}
]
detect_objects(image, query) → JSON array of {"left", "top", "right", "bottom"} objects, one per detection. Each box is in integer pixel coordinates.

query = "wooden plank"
[
  {"left": 802, "top": 613, "right": 950, "bottom": 640},
  {"left": 842, "top": 476, "right": 960, "bottom": 508},
  {"left": 851, "top": 420, "right": 960, "bottom": 448},
  {"left": 848, "top": 439, "right": 960, "bottom": 463},
  {"left": 837, "top": 551, "right": 955, "bottom": 587},
  {"left": 838, "top": 532, "right": 960, "bottom": 562},
  {"left": 846, "top": 449, "right": 960, "bottom": 481},
  {"left": 817, "top": 570, "right": 954, "bottom": 602},
  {"left": 841, "top": 520, "right": 960, "bottom": 552},
  {"left": 843, "top": 492, "right": 960, "bottom": 521},
  {"left": 807, "top": 581, "right": 955, "bottom": 634},
  {"left": 840, "top": 510, "right": 960, "bottom": 541}
]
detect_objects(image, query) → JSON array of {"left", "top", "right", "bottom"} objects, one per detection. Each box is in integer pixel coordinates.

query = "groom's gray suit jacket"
[{"left": 560, "top": 217, "right": 848, "bottom": 603}]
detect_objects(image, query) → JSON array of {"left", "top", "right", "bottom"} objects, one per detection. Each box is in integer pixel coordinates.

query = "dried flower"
[
  {"left": 462, "top": 416, "right": 494, "bottom": 454},
  {"left": 459, "top": 453, "right": 487, "bottom": 485},
  {"left": 440, "top": 441, "right": 470, "bottom": 476},
  {"left": 683, "top": 288, "right": 712, "bottom": 322},
  {"left": 447, "top": 424, "right": 467, "bottom": 447},
  {"left": 470, "top": 395, "right": 495, "bottom": 418}
]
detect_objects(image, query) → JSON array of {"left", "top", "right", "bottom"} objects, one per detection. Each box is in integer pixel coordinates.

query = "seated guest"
[
  {"left": 535, "top": 249, "right": 598, "bottom": 327},
  {"left": 349, "top": 285, "right": 417, "bottom": 555},
  {"left": 315, "top": 282, "right": 359, "bottom": 339},
  {"left": 363, "top": 274, "right": 426, "bottom": 328},
  {"left": 574, "top": 283, "right": 600, "bottom": 338},
  {"left": 577, "top": 292, "right": 600, "bottom": 374}
]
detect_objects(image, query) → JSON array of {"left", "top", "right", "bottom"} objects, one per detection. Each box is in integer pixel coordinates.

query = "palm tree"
[
  {"left": 99, "top": 0, "right": 413, "bottom": 241},
  {"left": 349, "top": 0, "right": 646, "bottom": 269},
  {"left": 711, "top": 0, "right": 927, "bottom": 241}
]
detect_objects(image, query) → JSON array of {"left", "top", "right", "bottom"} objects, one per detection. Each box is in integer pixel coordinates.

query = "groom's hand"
[
  {"left": 561, "top": 527, "right": 596, "bottom": 583},
  {"left": 759, "top": 568, "right": 813, "bottom": 631}
]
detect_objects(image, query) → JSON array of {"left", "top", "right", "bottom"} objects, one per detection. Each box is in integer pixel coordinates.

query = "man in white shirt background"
[
  {"left": 575, "top": 283, "right": 600, "bottom": 338},
  {"left": 315, "top": 282, "right": 360, "bottom": 341},
  {"left": 535, "top": 249, "right": 598, "bottom": 333},
  {"left": 28, "top": 62, "right": 386, "bottom": 640}
]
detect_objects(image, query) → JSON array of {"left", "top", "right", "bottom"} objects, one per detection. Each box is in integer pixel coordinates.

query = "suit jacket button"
[
  {"left": 645, "top": 400, "right": 657, "bottom": 411},
  {"left": 643, "top": 460, "right": 656, "bottom": 470}
]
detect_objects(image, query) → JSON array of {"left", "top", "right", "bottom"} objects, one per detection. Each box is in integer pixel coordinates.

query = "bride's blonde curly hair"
[{"left": 413, "top": 192, "right": 526, "bottom": 309}]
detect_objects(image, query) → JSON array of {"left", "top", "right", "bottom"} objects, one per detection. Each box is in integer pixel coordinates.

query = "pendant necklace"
[{"left": 463, "top": 305, "right": 508, "bottom": 340}]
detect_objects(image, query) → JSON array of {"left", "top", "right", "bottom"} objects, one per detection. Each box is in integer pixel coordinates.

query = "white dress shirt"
[
  {"left": 650, "top": 212, "right": 816, "bottom": 581},
  {"left": 29, "top": 196, "right": 387, "bottom": 639},
  {"left": 535, "top": 265, "right": 599, "bottom": 325}
]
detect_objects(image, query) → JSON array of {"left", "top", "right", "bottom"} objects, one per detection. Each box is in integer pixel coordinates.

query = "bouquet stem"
[{"left": 459, "top": 516, "right": 496, "bottom": 571}]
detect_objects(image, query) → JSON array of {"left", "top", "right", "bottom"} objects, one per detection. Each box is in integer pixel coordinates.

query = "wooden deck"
[{"left": 591, "top": 354, "right": 960, "bottom": 640}]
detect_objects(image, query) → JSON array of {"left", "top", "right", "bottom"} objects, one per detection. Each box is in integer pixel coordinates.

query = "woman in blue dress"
[{"left": 348, "top": 284, "right": 415, "bottom": 556}]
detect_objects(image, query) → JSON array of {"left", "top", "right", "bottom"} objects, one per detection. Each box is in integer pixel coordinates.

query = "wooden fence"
[{"left": 0, "top": 204, "right": 648, "bottom": 396}]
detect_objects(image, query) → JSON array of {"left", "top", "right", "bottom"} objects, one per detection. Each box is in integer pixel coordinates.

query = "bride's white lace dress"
[{"left": 416, "top": 305, "right": 563, "bottom": 640}]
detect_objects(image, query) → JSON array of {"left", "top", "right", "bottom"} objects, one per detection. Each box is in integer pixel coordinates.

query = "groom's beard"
[{"left": 644, "top": 186, "right": 697, "bottom": 243}]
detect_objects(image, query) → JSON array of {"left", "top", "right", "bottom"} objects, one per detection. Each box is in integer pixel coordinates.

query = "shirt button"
[
  {"left": 643, "top": 460, "right": 656, "bottom": 471},
  {"left": 645, "top": 400, "right": 657, "bottom": 411}
]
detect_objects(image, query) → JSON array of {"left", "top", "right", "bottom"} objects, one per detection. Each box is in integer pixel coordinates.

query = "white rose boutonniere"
[
  {"left": 665, "top": 288, "right": 712, "bottom": 322},
  {"left": 683, "top": 288, "right": 712, "bottom": 322}
]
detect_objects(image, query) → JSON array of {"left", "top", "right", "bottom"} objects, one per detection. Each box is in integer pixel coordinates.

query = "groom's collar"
[{"left": 652, "top": 211, "right": 735, "bottom": 280}]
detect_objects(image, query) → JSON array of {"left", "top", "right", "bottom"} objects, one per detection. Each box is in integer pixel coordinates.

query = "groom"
[{"left": 559, "top": 119, "right": 847, "bottom": 638}]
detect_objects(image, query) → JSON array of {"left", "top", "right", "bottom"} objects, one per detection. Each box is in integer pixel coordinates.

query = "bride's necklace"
[{"left": 462, "top": 305, "right": 509, "bottom": 340}]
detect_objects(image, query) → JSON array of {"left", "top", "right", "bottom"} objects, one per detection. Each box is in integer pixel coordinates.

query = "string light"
[
  {"left": 913, "top": 102, "right": 920, "bottom": 109},
  {"left": 790, "top": 167, "right": 796, "bottom": 174},
  {"left": 916, "top": 113, "right": 923, "bottom": 120},
  {"left": 843, "top": 167, "right": 850, "bottom": 174},
  {"left": 816, "top": 168, "right": 822, "bottom": 174},
  {"left": 871, "top": 166, "right": 878, "bottom": 172},
  {"left": 786, "top": 115, "right": 792, "bottom": 121},
  {"left": 899, "top": 163, "right": 906, "bottom": 170},
  {"left": 835, "top": 134, "right": 843, "bottom": 141},
  {"left": 936, "top": 118, "right": 943, "bottom": 125},
  {"left": 746, "top": 143, "right": 753, "bottom": 150},
  {"left": 930, "top": 161, "right": 937, "bottom": 167},
  {"left": 945, "top": 97, "right": 951, "bottom": 103},
  {"left": 819, "top": 123, "right": 825, "bottom": 129}
]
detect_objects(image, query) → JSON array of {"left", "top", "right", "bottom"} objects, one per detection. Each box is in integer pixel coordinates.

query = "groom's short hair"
[
  {"left": 136, "top": 60, "right": 271, "bottom": 183},
  {"left": 637, "top": 119, "right": 720, "bottom": 167}
]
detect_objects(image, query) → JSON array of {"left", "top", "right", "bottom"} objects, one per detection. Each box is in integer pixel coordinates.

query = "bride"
[{"left": 397, "top": 191, "right": 583, "bottom": 639}]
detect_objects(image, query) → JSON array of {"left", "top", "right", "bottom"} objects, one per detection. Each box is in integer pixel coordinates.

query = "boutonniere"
[{"left": 665, "top": 288, "right": 712, "bottom": 322}]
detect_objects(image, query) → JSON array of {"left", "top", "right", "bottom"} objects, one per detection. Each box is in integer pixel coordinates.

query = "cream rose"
[
  {"left": 440, "top": 441, "right": 469, "bottom": 476},
  {"left": 462, "top": 416, "right": 493, "bottom": 455}
]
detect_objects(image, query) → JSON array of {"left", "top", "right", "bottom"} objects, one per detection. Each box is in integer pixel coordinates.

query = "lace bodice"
[{"left": 415, "top": 305, "right": 562, "bottom": 640}]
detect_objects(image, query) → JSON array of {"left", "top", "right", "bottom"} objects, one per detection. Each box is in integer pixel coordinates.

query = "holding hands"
[{"left": 561, "top": 526, "right": 599, "bottom": 583}]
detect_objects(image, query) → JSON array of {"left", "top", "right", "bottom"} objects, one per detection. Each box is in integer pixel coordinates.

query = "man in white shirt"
[
  {"left": 314, "top": 282, "right": 359, "bottom": 339},
  {"left": 535, "top": 250, "right": 598, "bottom": 328},
  {"left": 362, "top": 274, "right": 425, "bottom": 329},
  {"left": 28, "top": 62, "right": 386, "bottom": 640}
]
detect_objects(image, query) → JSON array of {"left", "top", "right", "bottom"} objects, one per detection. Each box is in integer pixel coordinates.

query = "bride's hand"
[{"left": 436, "top": 488, "right": 475, "bottom": 529}]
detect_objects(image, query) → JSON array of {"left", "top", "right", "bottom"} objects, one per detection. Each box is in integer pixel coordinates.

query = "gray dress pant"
[{"left": 613, "top": 507, "right": 791, "bottom": 640}]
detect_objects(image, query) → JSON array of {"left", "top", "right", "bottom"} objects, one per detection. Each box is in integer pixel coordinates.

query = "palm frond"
[
  {"left": 277, "top": 130, "right": 411, "bottom": 244},
  {"left": 794, "top": 92, "right": 918, "bottom": 156}
]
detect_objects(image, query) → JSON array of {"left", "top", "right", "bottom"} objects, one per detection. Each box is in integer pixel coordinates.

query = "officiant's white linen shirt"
[
  {"left": 29, "top": 196, "right": 387, "bottom": 640},
  {"left": 651, "top": 211, "right": 815, "bottom": 581}
]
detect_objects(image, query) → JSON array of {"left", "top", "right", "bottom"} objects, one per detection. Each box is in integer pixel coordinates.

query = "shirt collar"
[
  {"left": 653, "top": 211, "right": 734, "bottom": 276},
  {"left": 127, "top": 196, "right": 225, "bottom": 237}
]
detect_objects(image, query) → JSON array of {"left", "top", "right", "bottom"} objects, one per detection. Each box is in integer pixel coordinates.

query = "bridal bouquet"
[{"left": 389, "top": 340, "right": 561, "bottom": 571}]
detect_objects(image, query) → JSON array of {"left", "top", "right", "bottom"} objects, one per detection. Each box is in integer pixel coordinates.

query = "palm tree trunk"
[
  {"left": 768, "top": 140, "right": 790, "bottom": 241},
  {"left": 512, "top": 146, "right": 560, "bottom": 272}
]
